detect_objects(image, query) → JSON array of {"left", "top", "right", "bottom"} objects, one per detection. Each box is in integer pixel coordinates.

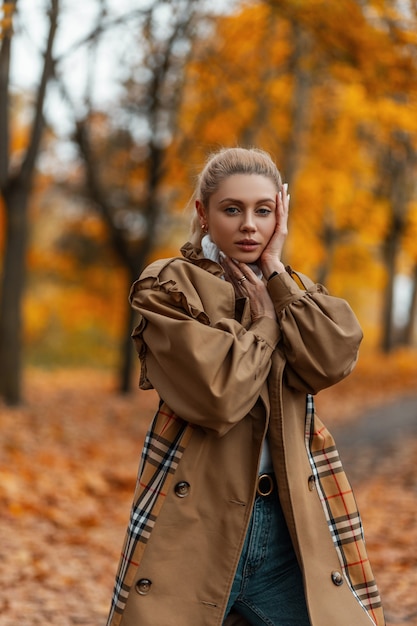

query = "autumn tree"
[
  {"left": 2, "top": 0, "right": 416, "bottom": 405},
  {"left": 0, "top": 0, "right": 59, "bottom": 405},
  {"left": 59, "top": 0, "right": 206, "bottom": 392},
  {"left": 1, "top": 0, "right": 237, "bottom": 399},
  {"left": 179, "top": 0, "right": 417, "bottom": 347},
  {"left": 178, "top": 0, "right": 365, "bottom": 275}
]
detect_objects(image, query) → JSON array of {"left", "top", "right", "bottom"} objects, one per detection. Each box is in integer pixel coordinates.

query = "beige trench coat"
[{"left": 107, "top": 241, "right": 384, "bottom": 626}]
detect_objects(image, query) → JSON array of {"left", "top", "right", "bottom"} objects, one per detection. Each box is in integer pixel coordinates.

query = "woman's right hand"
[{"left": 221, "top": 256, "right": 276, "bottom": 322}]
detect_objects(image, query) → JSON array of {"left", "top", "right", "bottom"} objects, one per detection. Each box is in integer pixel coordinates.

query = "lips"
[{"left": 235, "top": 240, "right": 260, "bottom": 251}]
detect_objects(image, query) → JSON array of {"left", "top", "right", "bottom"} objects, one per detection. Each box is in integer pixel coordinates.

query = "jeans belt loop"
[{"left": 257, "top": 473, "right": 274, "bottom": 497}]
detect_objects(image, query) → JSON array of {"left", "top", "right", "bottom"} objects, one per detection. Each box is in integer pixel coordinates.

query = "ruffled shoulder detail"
[
  {"left": 130, "top": 271, "right": 210, "bottom": 326},
  {"left": 130, "top": 256, "right": 212, "bottom": 325}
]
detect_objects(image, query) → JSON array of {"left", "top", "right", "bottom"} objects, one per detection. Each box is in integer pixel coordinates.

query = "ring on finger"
[{"left": 238, "top": 275, "right": 247, "bottom": 284}]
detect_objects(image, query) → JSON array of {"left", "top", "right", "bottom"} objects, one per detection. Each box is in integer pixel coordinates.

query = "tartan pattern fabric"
[
  {"left": 305, "top": 394, "right": 384, "bottom": 626},
  {"left": 106, "top": 403, "right": 194, "bottom": 626}
]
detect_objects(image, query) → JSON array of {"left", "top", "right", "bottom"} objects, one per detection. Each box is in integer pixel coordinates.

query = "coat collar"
[{"left": 180, "top": 240, "right": 225, "bottom": 279}]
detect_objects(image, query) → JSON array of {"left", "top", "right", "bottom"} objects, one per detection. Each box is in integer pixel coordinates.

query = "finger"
[
  {"left": 222, "top": 257, "right": 246, "bottom": 287},
  {"left": 276, "top": 190, "right": 282, "bottom": 210},
  {"left": 222, "top": 255, "right": 239, "bottom": 277},
  {"left": 275, "top": 192, "right": 284, "bottom": 231},
  {"left": 276, "top": 184, "right": 289, "bottom": 232},
  {"left": 232, "top": 260, "right": 260, "bottom": 283},
  {"left": 283, "top": 183, "right": 290, "bottom": 212}
]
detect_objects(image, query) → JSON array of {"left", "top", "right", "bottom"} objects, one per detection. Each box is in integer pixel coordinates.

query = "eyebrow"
[{"left": 218, "top": 197, "right": 275, "bottom": 205}]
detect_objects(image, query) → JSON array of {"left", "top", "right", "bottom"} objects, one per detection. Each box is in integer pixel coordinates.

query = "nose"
[{"left": 240, "top": 210, "right": 256, "bottom": 232}]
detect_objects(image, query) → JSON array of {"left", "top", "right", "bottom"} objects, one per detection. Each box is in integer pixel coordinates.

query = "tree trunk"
[
  {"left": 373, "top": 125, "right": 417, "bottom": 353},
  {"left": 283, "top": 23, "right": 313, "bottom": 186},
  {"left": 73, "top": 119, "right": 165, "bottom": 394},
  {"left": 0, "top": 182, "right": 28, "bottom": 404},
  {"left": 118, "top": 144, "right": 164, "bottom": 394},
  {"left": 403, "top": 264, "right": 417, "bottom": 346},
  {"left": 0, "top": 0, "right": 59, "bottom": 404},
  {"left": 119, "top": 300, "right": 137, "bottom": 394},
  {"left": 380, "top": 229, "right": 398, "bottom": 353}
]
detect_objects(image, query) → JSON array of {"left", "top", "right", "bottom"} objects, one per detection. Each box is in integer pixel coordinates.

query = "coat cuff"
[{"left": 267, "top": 270, "right": 311, "bottom": 313}]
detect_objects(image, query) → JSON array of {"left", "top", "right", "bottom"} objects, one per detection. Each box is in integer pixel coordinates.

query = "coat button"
[
  {"left": 174, "top": 481, "right": 190, "bottom": 498},
  {"left": 135, "top": 578, "right": 152, "bottom": 595},
  {"left": 331, "top": 571, "right": 344, "bottom": 586},
  {"left": 308, "top": 475, "right": 316, "bottom": 491}
]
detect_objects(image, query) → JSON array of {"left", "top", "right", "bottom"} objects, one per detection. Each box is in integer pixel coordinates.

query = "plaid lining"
[
  {"left": 305, "top": 394, "right": 384, "bottom": 625},
  {"left": 106, "top": 404, "right": 193, "bottom": 626}
]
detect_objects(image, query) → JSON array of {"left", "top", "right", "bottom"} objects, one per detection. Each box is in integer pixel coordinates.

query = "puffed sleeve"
[
  {"left": 267, "top": 269, "right": 363, "bottom": 394},
  {"left": 129, "top": 268, "right": 281, "bottom": 437}
]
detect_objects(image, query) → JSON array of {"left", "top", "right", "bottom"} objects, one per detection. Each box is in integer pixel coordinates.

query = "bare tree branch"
[
  {"left": 53, "top": 6, "right": 150, "bottom": 67},
  {"left": 20, "top": 0, "right": 58, "bottom": 185},
  {"left": 73, "top": 119, "right": 139, "bottom": 277}
]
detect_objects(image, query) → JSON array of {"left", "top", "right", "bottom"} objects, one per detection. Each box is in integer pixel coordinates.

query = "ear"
[
  {"left": 195, "top": 199, "right": 206, "bottom": 220},
  {"left": 195, "top": 200, "right": 208, "bottom": 231}
]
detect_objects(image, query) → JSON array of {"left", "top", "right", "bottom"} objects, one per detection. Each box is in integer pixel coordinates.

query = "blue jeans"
[{"left": 223, "top": 486, "right": 311, "bottom": 626}]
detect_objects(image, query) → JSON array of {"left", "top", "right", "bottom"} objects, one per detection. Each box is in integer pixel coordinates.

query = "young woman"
[{"left": 106, "top": 148, "right": 385, "bottom": 626}]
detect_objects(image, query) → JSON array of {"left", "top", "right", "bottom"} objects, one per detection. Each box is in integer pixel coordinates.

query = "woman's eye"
[
  {"left": 257, "top": 207, "right": 273, "bottom": 215},
  {"left": 225, "top": 206, "right": 240, "bottom": 215}
]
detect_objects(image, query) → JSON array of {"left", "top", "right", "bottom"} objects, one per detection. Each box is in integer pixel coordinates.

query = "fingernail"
[
  {"left": 283, "top": 183, "right": 288, "bottom": 192},
  {"left": 287, "top": 194, "right": 291, "bottom": 205},
  {"left": 279, "top": 191, "right": 282, "bottom": 200}
]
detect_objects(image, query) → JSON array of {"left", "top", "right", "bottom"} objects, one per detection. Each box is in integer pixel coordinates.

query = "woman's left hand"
[{"left": 259, "top": 183, "right": 290, "bottom": 278}]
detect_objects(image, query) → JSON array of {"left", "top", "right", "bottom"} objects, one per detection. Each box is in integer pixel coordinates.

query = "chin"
[{"left": 236, "top": 254, "right": 261, "bottom": 265}]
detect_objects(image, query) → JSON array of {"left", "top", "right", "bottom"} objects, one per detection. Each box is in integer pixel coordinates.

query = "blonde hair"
[{"left": 190, "top": 147, "right": 282, "bottom": 237}]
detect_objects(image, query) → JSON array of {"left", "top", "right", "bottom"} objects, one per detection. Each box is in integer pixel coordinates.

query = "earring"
[{"left": 201, "top": 222, "right": 208, "bottom": 233}]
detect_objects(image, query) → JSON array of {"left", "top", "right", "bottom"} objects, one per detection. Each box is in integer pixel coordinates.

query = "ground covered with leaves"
[{"left": 0, "top": 352, "right": 416, "bottom": 625}]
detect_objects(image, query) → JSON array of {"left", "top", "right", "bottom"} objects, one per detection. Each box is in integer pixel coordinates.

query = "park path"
[
  {"left": 331, "top": 393, "right": 417, "bottom": 485},
  {"left": 331, "top": 394, "right": 417, "bottom": 626}
]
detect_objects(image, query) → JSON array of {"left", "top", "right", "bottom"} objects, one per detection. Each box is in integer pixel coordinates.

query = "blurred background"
[
  {"left": 0, "top": 1, "right": 416, "bottom": 624},
  {"left": 1, "top": 0, "right": 417, "bottom": 403}
]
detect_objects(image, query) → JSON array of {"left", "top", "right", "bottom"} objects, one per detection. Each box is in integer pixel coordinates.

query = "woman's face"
[{"left": 198, "top": 174, "right": 278, "bottom": 263}]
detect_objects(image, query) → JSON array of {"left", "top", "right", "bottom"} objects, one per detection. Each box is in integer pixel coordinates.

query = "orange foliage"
[
  {"left": 12, "top": 0, "right": 417, "bottom": 369},
  {"left": 0, "top": 1, "right": 15, "bottom": 37},
  {"left": 23, "top": 176, "right": 129, "bottom": 367},
  {"left": 176, "top": 0, "right": 417, "bottom": 334}
]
